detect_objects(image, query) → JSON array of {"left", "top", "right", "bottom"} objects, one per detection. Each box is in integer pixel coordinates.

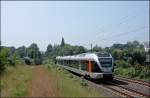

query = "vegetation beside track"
[
  {"left": 45, "top": 63, "right": 102, "bottom": 97},
  {"left": 114, "top": 65, "right": 150, "bottom": 82},
  {"left": 1, "top": 40, "right": 149, "bottom": 72},
  {"left": 0, "top": 65, "right": 32, "bottom": 97},
  {"left": 1, "top": 38, "right": 149, "bottom": 97},
  {"left": 0, "top": 62, "right": 102, "bottom": 97}
]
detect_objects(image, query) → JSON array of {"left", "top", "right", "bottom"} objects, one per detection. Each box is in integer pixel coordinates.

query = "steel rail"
[
  {"left": 102, "top": 84, "right": 134, "bottom": 98},
  {"left": 115, "top": 76, "right": 150, "bottom": 87},
  {"left": 84, "top": 79, "right": 132, "bottom": 98},
  {"left": 106, "top": 81, "right": 150, "bottom": 98}
]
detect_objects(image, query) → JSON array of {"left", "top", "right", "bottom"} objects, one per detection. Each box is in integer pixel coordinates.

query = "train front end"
[{"left": 96, "top": 52, "right": 114, "bottom": 80}]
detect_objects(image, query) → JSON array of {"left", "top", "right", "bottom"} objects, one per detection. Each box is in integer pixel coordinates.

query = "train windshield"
[
  {"left": 96, "top": 53, "right": 110, "bottom": 57},
  {"left": 99, "top": 58, "right": 112, "bottom": 67}
]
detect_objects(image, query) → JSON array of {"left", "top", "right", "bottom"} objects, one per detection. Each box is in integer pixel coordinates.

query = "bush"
[
  {"left": 115, "top": 60, "right": 130, "bottom": 68},
  {"left": 7, "top": 53, "right": 23, "bottom": 67},
  {"left": 24, "top": 57, "right": 32, "bottom": 65},
  {"left": 80, "top": 79, "right": 88, "bottom": 87},
  {"left": 8, "top": 58, "right": 15, "bottom": 66},
  {"left": 115, "top": 64, "right": 150, "bottom": 82},
  {"left": 128, "top": 67, "right": 136, "bottom": 77},
  {"left": 0, "top": 48, "right": 9, "bottom": 74}
]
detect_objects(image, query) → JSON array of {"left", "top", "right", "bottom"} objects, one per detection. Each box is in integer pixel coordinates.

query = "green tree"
[
  {"left": 61, "top": 37, "right": 65, "bottom": 47},
  {"left": 111, "top": 44, "right": 124, "bottom": 50},
  {"left": 27, "top": 43, "right": 42, "bottom": 65},
  {"left": 132, "top": 40, "right": 140, "bottom": 48},
  {"left": 8, "top": 47, "right": 16, "bottom": 57},
  {"left": 61, "top": 44, "right": 74, "bottom": 56},
  {"left": 93, "top": 45, "right": 103, "bottom": 52},
  {"left": 45, "top": 44, "right": 53, "bottom": 56},
  {"left": 72, "top": 45, "right": 86, "bottom": 54},
  {"left": 27, "top": 43, "right": 39, "bottom": 58},
  {"left": 8, "top": 53, "right": 19, "bottom": 66},
  {"left": 16, "top": 46, "right": 27, "bottom": 58},
  {"left": 132, "top": 50, "right": 146, "bottom": 65},
  {"left": 0, "top": 48, "right": 9, "bottom": 73}
]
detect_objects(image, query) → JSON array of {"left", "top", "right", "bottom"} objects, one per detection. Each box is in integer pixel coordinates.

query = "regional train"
[{"left": 56, "top": 52, "right": 114, "bottom": 80}]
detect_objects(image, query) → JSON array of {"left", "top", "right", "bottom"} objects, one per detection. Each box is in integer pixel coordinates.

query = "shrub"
[
  {"left": 8, "top": 58, "right": 15, "bottom": 66},
  {"left": 128, "top": 67, "right": 136, "bottom": 77},
  {"left": 115, "top": 60, "right": 130, "bottom": 68},
  {"left": 0, "top": 48, "right": 9, "bottom": 74},
  {"left": 80, "top": 79, "right": 88, "bottom": 87},
  {"left": 24, "top": 57, "right": 31, "bottom": 65},
  {"left": 69, "top": 74, "right": 74, "bottom": 79}
]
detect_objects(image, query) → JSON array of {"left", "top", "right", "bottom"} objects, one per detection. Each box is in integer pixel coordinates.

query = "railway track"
[
  {"left": 66, "top": 70, "right": 150, "bottom": 97},
  {"left": 112, "top": 76, "right": 150, "bottom": 98},
  {"left": 71, "top": 75, "right": 146, "bottom": 98},
  {"left": 86, "top": 79, "right": 149, "bottom": 98},
  {"left": 115, "top": 76, "right": 150, "bottom": 87},
  {"left": 103, "top": 83, "right": 143, "bottom": 98},
  {"left": 86, "top": 79, "right": 144, "bottom": 98},
  {"left": 81, "top": 75, "right": 150, "bottom": 98},
  {"left": 105, "top": 81, "right": 150, "bottom": 98}
]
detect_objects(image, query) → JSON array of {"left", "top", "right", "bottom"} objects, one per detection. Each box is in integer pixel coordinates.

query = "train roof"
[{"left": 56, "top": 52, "right": 112, "bottom": 61}]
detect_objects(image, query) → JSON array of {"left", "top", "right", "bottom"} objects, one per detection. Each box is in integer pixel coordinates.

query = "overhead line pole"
[{"left": 91, "top": 43, "right": 93, "bottom": 52}]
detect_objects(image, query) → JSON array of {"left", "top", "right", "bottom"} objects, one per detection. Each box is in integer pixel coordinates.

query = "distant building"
[
  {"left": 143, "top": 41, "right": 150, "bottom": 52},
  {"left": 143, "top": 41, "right": 150, "bottom": 63}
]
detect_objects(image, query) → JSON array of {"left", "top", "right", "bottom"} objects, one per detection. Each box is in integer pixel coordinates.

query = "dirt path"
[{"left": 28, "top": 66, "right": 59, "bottom": 97}]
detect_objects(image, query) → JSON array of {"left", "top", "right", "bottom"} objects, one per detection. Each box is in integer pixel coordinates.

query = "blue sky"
[{"left": 1, "top": 1, "right": 149, "bottom": 51}]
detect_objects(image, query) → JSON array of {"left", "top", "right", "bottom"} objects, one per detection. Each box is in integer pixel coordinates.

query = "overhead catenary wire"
[
  {"left": 95, "top": 26, "right": 148, "bottom": 42},
  {"left": 98, "top": 10, "right": 148, "bottom": 35},
  {"left": 107, "top": 29, "right": 149, "bottom": 45},
  {"left": 77, "top": 6, "right": 149, "bottom": 48},
  {"left": 83, "top": 26, "right": 149, "bottom": 48},
  {"left": 91, "top": 6, "right": 149, "bottom": 44},
  {"left": 96, "top": 6, "right": 149, "bottom": 35}
]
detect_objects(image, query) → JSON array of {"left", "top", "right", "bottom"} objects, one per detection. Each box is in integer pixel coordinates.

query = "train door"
[
  {"left": 88, "top": 61, "right": 93, "bottom": 72},
  {"left": 80, "top": 60, "right": 88, "bottom": 71}
]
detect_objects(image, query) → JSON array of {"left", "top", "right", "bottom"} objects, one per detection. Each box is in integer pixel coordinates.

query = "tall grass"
[
  {"left": 45, "top": 63, "right": 102, "bottom": 97},
  {"left": 0, "top": 65, "right": 32, "bottom": 97}
]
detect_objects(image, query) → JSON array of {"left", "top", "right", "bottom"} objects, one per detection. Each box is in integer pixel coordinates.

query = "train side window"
[
  {"left": 67, "top": 60, "right": 68, "bottom": 66},
  {"left": 61, "top": 60, "right": 63, "bottom": 65},
  {"left": 59, "top": 60, "right": 63, "bottom": 65},
  {"left": 64, "top": 60, "right": 66, "bottom": 65},
  {"left": 63, "top": 60, "right": 65, "bottom": 65},
  {"left": 70, "top": 60, "right": 79, "bottom": 69},
  {"left": 58, "top": 60, "right": 60, "bottom": 64},
  {"left": 80, "top": 61, "right": 88, "bottom": 71},
  {"left": 62, "top": 60, "right": 64, "bottom": 65},
  {"left": 59, "top": 60, "right": 61, "bottom": 64},
  {"left": 67, "top": 60, "right": 69, "bottom": 65},
  {"left": 69, "top": 60, "right": 72, "bottom": 67}
]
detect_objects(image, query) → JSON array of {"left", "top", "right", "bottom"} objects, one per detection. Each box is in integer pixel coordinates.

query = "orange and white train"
[{"left": 56, "top": 52, "right": 114, "bottom": 80}]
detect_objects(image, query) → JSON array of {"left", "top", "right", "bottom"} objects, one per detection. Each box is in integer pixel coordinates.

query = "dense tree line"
[
  {"left": 109, "top": 41, "right": 146, "bottom": 66},
  {"left": 0, "top": 38, "right": 148, "bottom": 74},
  {"left": 44, "top": 38, "right": 86, "bottom": 62},
  {"left": 0, "top": 43, "right": 42, "bottom": 73},
  {"left": 44, "top": 39, "right": 147, "bottom": 67}
]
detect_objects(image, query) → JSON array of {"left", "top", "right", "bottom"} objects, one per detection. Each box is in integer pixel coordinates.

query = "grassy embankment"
[
  {"left": 0, "top": 63, "right": 102, "bottom": 97},
  {"left": 0, "top": 65, "right": 32, "bottom": 97},
  {"left": 45, "top": 63, "right": 102, "bottom": 97}
]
